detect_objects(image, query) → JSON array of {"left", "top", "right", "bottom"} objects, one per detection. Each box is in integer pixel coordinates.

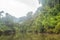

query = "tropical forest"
[{"left": 0, "top": 0, "right": 60, "bottom": 40}]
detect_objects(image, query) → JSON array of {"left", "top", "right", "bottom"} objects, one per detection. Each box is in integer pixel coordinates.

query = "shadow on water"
[
  {"left": 0, "top": 31, "right": 3, "bottom": 36},
  {"left": 0, "top": 33, "right": 60, "bottom": 40}
]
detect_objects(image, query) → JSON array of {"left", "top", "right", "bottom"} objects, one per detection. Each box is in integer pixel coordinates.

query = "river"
[{"left": 0, "top": 33, "right": 60, "bottom": 40}]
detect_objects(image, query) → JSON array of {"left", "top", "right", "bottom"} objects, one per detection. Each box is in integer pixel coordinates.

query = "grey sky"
[{"left": 0, "top": 0, "right": 41, "bottom": 18}]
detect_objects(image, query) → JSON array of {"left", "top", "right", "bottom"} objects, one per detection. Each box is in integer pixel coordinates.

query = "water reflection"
[{"left": 0, "top": 33, "right": 60, "bottom": 40}]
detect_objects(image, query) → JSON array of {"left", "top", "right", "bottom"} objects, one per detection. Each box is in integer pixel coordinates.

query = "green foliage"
[
  {"left": 0, "top": 0, "right": 60, "bottom": 34},
  {"left": 54, "top": 22, "right": 60, "bottom": 33}
]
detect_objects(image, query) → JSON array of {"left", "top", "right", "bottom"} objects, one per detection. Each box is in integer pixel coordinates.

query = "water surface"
[{"left": 0, "top": 33, "right": 60, "bottom": 40}]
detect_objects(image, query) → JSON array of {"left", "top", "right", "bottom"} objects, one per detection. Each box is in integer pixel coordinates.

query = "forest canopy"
[{"left": 0, "top": 0, "right": 60, "bottom": 34}]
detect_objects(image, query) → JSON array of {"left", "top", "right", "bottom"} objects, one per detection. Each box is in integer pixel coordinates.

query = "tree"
[{"left": 0, "top": 11, "right": 4, "bottom": 18}]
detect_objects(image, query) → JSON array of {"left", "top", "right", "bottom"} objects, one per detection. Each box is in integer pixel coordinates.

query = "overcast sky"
[{"left": 0, "top": 0, "right": 42, "bottom": 18}]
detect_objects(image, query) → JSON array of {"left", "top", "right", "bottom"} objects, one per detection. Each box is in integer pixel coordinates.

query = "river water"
[{"left": 0, "top": 33, "right": 60, "bottom": 40}]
